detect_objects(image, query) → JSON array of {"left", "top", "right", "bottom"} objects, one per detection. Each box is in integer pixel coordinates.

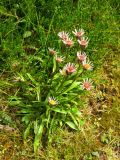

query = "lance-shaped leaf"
[
  {"left": 27, "top": 73, "right": 37, "bottom": 85},
  {"left": 63, "top": 82, "right": 80, "bottom": 94},
  {"left": 68, "top": 111, "right": 79, "bottom": 127},
  {"left": 62, "top": 80, "right": 73, "bottom": 87},
  {"left": 65, "top": 121, "right": 78, "bottom": 130},
  {"left": 52, "top": 108, "right": 67, "bottom": 114},
  {"left": 24, "top": 123, "right": 31, "bottom": 139},
  {"left": 71, "top": 107, "right": 82, "bottom": 116},
  {"left": 52, "top": 56, "right": 56, "bottom": 73},
  {"left": 34, "top": 122, "right": 44, "bottom": 153}
]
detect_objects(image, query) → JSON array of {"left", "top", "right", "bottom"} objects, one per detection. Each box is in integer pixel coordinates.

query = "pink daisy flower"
[
  {"left": 58, "top": 31, "right": 69, "bottom": 41},
  {"left": 62, "top": 37, "right": 74, "bottom": 48},
  {"left": 56, "top": 56, "right": 64, "bottom": 63},
  {"left": 77, "top": 37, "right": 89, "bottom": 49},
  {"left": 77, "top": 51, "right": 87, "bottom": 63},
  {"left": 64, "top": 63, "right": 76, "bottom": 74},
  {"left": 48, "top": 48, "right": 57, "bottom": 55},
  {"left": 81, "top": 78, "right": 93, "bottom": 90},
  {"left": 82, "top": 60, "right": 93, "bottom": 70},
  {"left": 72, "top": 29, "right": 84, "bottom": 39}
]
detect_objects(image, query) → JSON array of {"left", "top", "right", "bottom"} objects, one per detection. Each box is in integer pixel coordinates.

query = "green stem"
[
  {"left": 55, "top": 76, "right": 67, "bottom": 92},
  {"left": 59, "top": 64, "right": 83, "bottom": 95},
  {"left": 44, "top": 7, "right": 58, "bottom": 46}
]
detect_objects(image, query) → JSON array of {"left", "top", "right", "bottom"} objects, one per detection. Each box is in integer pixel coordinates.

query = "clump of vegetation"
[{"left": 9, "top": 28, "right": 95, "bottom": 153}]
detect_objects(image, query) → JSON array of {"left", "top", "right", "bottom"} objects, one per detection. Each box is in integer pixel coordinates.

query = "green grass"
[{"left": 0, "top": 0, "right": 120, "bottom": 159}]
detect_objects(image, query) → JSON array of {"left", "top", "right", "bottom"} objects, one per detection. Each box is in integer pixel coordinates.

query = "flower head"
[
  {"left": 64, "top": 63, "right": 76, "bottom": 74},
  {"left": 82, "top": 60, "right": 93, "bottom": 70},
  {"left": 48, "top": 48, "right": 57, "bottom": 55},
  {"left": 48, "top": 97, "right": 58, "bottom": 106},
  {"left": 77, "top": 37, "right": 89, "bottom": 49},
  {"left": 81, "top": 78, "right": 93, "bottom": 90},
  {"left": 77, "top": 51, "right": 87, "bottom": 63},
  {"left": 72, "top": 29, "right": 84, "bottom": 39},
  {"left": 62, "top": 37, "right": 74, "bottom": 48},
  {"left": 58, "top": 31, "right": 69, "bottom": 40},
  {"left": 56, "top": 56, "right": 64, "bottom": 63}
]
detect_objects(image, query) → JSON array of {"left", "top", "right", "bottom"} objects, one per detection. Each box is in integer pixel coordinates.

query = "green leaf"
[
  {"left": 34, "top": 123, "right": 44, "bottom": 153},
  {"left": 70, "top": 100, "right": 78, "bottom": 105},
  {"left": 24, "top": 123, "right": 31, "bottom": 139},
  {"left": 34, "top": 120, "right": 38, "bottom": 135},
  {"left": 17, "top": 73, "right": 26, "bottom": 82},
  {"left": 0, "top": 6, "right": 7, "bottom": 13},
  {"left": 71, "top": 107, "right": 81, "bottom": 116},
  {"left": 66, "top": 121, "right": 78, "bottom": 130},
  {"left": 52, "top": 108, "right": 67, "bottom": 114},
  {"left": 63, "top": 82, "right": 80, "bottom": 94},
  {"left": 27, "top": 73, "right": 37, "bottom": 85},
  {"left": 22, "top": 115, "right": 31, "bottom": 124},
  {"left": 21, "top": 109, "right": 30, "bottom": 113},
  {"left": 46, "top": 110, "right": 50, "bottom": 128},
  {"left": 0, "top": 80, "right": 13, "bottom": 88},
  {"left": 78, "top": 68, "right": 83, "bottom": 75},
  {"left": 35, "top": 85, "right": 41, "bottom": 101},
  {"left": 68, "top": 112, "right": 78, "bottom": 127},
  {"left": 59, "top": 121, "right": 63, "bottom": 127},
  {"left": 52, "top": 56, "right": 56, "bottom": 73},
  {"left": 8, "top": 96, "right": 22, "bottom": 106},
  {"left": 33, "top": 56, "right": 43, "bottom": 62},
  {"left": 9, "top": 100, "right": 21, "bottom": 106},
  {"left": 79, "top": 119, "right": 85, "bottom": 126},
  {"left": 52, "top": 73, "right": 60, "bottom": 80},
  {"left": 23, "top": 31, "right": 32, "bottom": 38},
  {"left": 62, "top": 80, "right": 73, "bottom": 87}
]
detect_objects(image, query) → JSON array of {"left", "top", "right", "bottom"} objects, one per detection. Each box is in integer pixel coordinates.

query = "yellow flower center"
[
  {"left": 84, "top": 64, "right": 91, "bottom": 69},
  {"left": 49, "top": 100, "right": 57, "bottom": 105}
]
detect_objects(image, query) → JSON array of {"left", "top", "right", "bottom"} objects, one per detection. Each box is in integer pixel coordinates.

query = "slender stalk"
[
  {"left": 59, "top": 64, "right": 83, "bottom": 95},
  {"left": 44, "top": 7, "right": 58, "bottom": 46}
]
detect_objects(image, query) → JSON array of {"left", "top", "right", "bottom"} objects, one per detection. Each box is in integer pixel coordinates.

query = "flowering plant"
[{"left": 10, "top": 28, "right": 94, "bottom": 153}]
